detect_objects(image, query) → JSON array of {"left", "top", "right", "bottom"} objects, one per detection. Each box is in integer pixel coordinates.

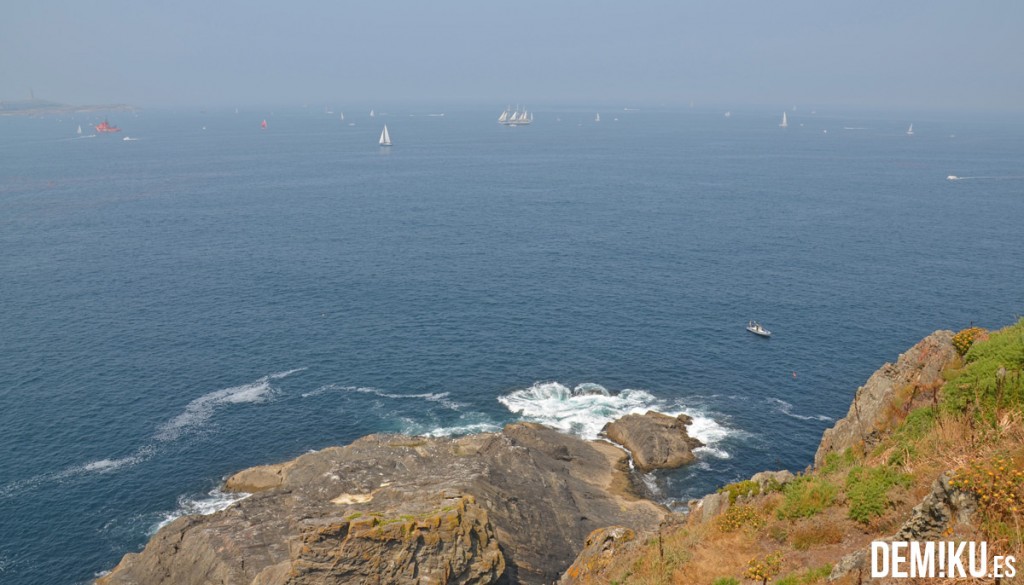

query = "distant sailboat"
[
  {"left": 370, "top": 109, "right": 376, "bottom": 118},
  {"left": 498, "top": 105, "right": 532, "bottom": 126},
  {"left": 595, "top": 113, "right": 601, "bottom": 122},
  {"left": 779, "top": 112, "right": 788, "bottom": 128},
  {"left": 906, "top": 123, "right": 914, "bottom": 136},
  {"left": 339, "top": 112, "right": 345, "bottom": 121},
  {"left": 379, "top": 124, "right": 391, "bottom": 146},
  {"left": 77, "top": 125, "right": 82, "bottom": 135},
  {"left": 261, "top": 119, "right": 268, "bottom": 130}
]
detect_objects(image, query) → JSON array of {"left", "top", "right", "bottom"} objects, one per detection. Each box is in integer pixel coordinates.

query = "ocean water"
[{"left": 1, "top": 106, "right": 1022, "bottom": 584}]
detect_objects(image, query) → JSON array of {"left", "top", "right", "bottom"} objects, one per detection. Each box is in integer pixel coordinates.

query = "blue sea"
[{"left": 1, "top": 105, "right": 1022, "bottom": 584}]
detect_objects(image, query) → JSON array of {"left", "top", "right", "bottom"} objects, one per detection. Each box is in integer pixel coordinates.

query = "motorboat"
[{"left": 747, "top": 321, "right": 771, "bottom": 337}]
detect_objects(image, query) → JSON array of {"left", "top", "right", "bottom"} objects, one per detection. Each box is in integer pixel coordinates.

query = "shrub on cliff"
[
  {"left": 943, "top": 319, "right": 1024, "bottom": 415},
  {"left": 845, "top": 465, "right": 912, "bottom": 524},
  {"left": 951, "top": 454, "right": 1024, "bottom": 551},
  {"left": 776, "top": 477, "right": 838, "bottom": 520},
  {"left": 952, "top": 327, "right": 987, "bottom": 356}
]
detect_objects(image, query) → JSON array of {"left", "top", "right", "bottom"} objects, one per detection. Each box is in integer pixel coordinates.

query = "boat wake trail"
[
  {"left": 0, "top": 369, "right": 306, "bottom": 500},
  {"left": 768, "top": 398, "right": 833, "bottom": 422},
  {"left": 301, "top": 384, "right": 466, "bottom": 411},
  {"left": 156, "top": 368, "right": 306, "bottom": 441}
]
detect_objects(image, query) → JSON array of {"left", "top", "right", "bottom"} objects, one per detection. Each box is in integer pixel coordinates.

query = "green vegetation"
[
  {"left": 776, "top": 477, "right": 838, "bottom": 520},
  {"left": 845, "top": 465, "right": 912, "bottom": 524},
  {"left": 711, "top": 578, "right": 740, "bottom": 585},
  {"left": 717, "top": 479, "right": 761, "bottom": 503},
  {"left": 775, "top": 564, "right": 833, "bottom": 585},
  {"left": 943, "top": 319, "right": 1024, "bottom": 415},
  {"left": 819, "top": 448, "right": 857, "bottom": 475}
]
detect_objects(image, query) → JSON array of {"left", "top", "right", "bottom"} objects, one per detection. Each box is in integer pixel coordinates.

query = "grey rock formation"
[
  {"left": 815, "top": 331, "right": 957, "bottom": 468},
  {"left": 893, "top": 472, "right": 977, "bottom": 542},
  {"left": 602, "top": 411, "right": 704, "bottom": 472},
  {"left": 828, "top": 472, "right": 978, "bottom": 582},
  {"left": 98, "top": 423, "right": 666, "bottom": 585}
]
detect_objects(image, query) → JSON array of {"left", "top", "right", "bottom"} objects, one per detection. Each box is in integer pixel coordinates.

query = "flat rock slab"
[{"left": 98, "top": 423, "right": 666, "bottom": 585}]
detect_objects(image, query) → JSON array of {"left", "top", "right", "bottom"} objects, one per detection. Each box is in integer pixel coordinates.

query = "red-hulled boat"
[{"left": 95, "top": 118, "right": 121, "bottom": 133}]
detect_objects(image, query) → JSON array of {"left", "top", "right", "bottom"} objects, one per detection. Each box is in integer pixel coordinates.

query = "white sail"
[
  {"left": 498, "top": 111, "right": 508, "bottom": 123},
  {"left": 595, "top": 113, "right": 600, "bottom": 122},
  {"left": 340, "top": 112, "right": 345, "bottom": 121},
  {"left": 370, "top": 109, "right": 375, "bottom": 118},
  {"left": 906, "top": 123, "right": 914, "bottom": 136},
  {"left": 379, "top": 124, "right": 391, "bottom": 146},
  {"left": 780, "top": 112, "right": 788, "bottom": 128},
  {"left": 77, "top": 125, "right": 82, "bottom": 135}
]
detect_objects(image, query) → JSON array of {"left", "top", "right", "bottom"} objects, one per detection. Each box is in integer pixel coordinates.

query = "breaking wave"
[
  {"left": 497, "top": 381, "right": 735, "bottom": 459},
  {"left": 153, "top": 488, "right": 251, "bottom": 533}
]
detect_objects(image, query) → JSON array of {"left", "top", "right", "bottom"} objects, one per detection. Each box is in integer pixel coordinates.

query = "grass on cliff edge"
[{"left": 579, "top": 321, "right": 1024, "bottom": 585}]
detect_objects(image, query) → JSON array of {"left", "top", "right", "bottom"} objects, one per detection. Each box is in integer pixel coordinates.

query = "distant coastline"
[{"left": 0, "top": 97, "right": 136, "bottom": 116}]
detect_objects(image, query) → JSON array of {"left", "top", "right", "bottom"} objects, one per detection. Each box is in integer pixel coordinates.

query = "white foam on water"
[
  {"left": 421, "top": 422, "right": 502, "bottom": 437},
  {"left": 768, "top": 398, "right": 833, "bottom": 422},
  {"left": 1, "top": 445, "right": 159, "bottom": 499},
  {"left": 2, "top": 370, "right": 304, "bottom": 500},
  {"left": 79, "top": 445, "right": 157, "bottom": 474},
  {"left": 498, "top": 381, "right": 658, "bottom": 439},
  {"left": 156, "top": 369, "right": 304, "bottom": 442},
  {"left": 153, "top": 488, "right": 251, "bottom": 533},
  {"left": 498, "top": 381, "right": 740, "bottom": 459},
  {"left": 302, "top": 384, "right": 465, "bottom": 410}
]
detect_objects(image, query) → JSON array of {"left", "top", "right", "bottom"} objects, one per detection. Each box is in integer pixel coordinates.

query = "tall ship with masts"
[{"left": 498, "top": 105, "right": 533, "bottom": 126}]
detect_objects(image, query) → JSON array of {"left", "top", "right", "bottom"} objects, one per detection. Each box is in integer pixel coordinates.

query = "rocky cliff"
[
  {"left": 98, "top": 423, "right": 666, "bottom": 585},
  {"left": 814, "top": 330, "right": 957, "bottom": 467}
]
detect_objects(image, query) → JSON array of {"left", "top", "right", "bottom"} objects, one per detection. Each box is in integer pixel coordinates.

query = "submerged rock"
[
  {"left": 98, "top": 423, "right": 665, "bottom": 585},
  {"left": 602, "top": 411, "right": 704, "bottom": 472}
]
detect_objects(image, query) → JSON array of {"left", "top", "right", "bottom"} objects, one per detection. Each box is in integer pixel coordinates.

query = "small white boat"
[
  {"left": 947, "top": 175, "right": 959, "bottom": 181},
  {"left": 746, "top": 321, "right": 771, "bottom": 337},
  {"left": 906, "top": 123, "right": 914, "bottom": 136},
  {"left": 379, "top": 124, "right": 391, "bottom": 146},
  {"left": 77, "top": 125, "right": 82, "bottom": 135},
  {"left": 595, "top": 113, "right": 601, "bottom": 122},
  {"left": 779, "top": 112, "right": 788, "bottom": 128}
]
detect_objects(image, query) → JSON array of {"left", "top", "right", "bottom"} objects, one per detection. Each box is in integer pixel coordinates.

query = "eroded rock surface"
[
  {"left": 814, "top": 330, "right": 957, "bottom": 467},
  {"left": 602, "top": 411, "right": 704, "bottom": 472},
  {"left": 98, "top": 423, "right": 666, "bottom": 585}
]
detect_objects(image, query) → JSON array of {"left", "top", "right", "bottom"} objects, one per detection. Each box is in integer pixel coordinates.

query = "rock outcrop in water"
[
  {"left": 814, "top": 330, "right": 957, "bottom": 467},
  {"left": 602, "top": 411, "right": 704, "bottom": 472},
  {"left": 98, "top": 423, "right": 666, "bottom": 585}
]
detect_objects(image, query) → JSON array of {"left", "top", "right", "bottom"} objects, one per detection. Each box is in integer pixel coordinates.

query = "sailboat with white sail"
[
  {"left": 379, "top": 124, "right": 391, "bottom": 146},
  {"left": 906, "top": 123, "right": 914, "bottom": 136},
  {"left": 595, "top": 113, "right": 601, "bottom": 122},
  {"left": 498, "top": 105, "right": 533, "bottom": 126},
  {"left": 779, "top": 112, "right": 788, "bottom": 128}
]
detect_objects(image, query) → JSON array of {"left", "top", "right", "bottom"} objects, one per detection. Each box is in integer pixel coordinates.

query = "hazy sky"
[{"left": 2, "top": 0, "right": 1022, "bottom": 110}]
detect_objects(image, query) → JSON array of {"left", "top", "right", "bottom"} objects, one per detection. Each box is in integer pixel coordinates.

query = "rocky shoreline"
[{"left": 98, "top": 331, "right": 961, "bottom": 585}]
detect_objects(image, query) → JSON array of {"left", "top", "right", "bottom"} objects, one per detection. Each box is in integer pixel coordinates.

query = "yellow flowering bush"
[
  {"left": 952, "top": 327, "right": 986, "bottom": 356},
  {"left": 745, "top": 551, "right": 784, "bottom": 585}
]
